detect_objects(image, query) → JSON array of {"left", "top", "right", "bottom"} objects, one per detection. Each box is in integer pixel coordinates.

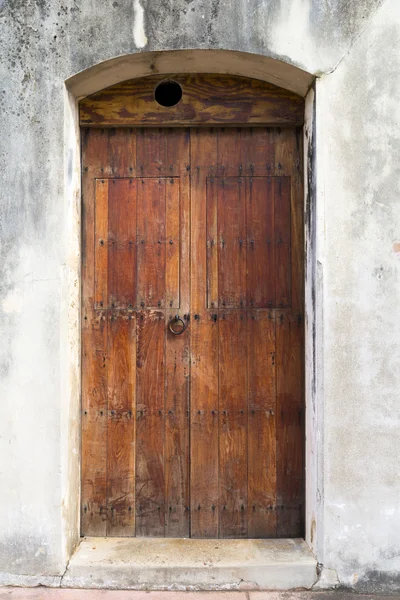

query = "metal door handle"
[{"left": 168, "top": 315, "right": 186, "bottom": 335}]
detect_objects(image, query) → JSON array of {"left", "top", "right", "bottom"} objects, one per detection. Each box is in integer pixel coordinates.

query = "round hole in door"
[{"left": 154, "top": 80, "right": 182, "bottom": 107}]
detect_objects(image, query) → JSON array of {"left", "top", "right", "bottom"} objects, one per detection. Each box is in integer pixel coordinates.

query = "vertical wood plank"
[
  {"left": 136, "top": 310, "right": 165, "bottom": 536},
  {"left": 107, "top": 179, "right": 137, "bottom": 309},
  {"left": 190, "top": 128, "right": 218, "bottom": 315},
  {"left": 273, "top": 128, "right": 303, "bottom": 312},
  {"left": 172, "top": 130, "right": 190, "bottom": 319},
  {"left": 217, "top": 128, "right": 245, "bottom": 177},
  {"left": 81, "top": 130, "right": 109, "bottom": 536},
  {"left": 218, "top": 178, "right": 247, "bottom": 309},
  {"left": 219, "top": 410, "right": 247, "bottom": 538},
  {"left": 106, "top": 312, "right": 136, "bottom": 536},
  {"left": 218, "top": 312, "right": 248, "bottom": 538},
  {"left": 206, "top": 176, "right": 218, "bottom": 309},
  {"left": 246, "top": 177, "right": 275, "bottom": 308},
  {"left": 137, "top": 178, "right": 166, "bottom": 309},
  {"left": 81, "top": 312, "right": 108, "bottom": 535},
  {"left": 290, "top": 129, "right": 304, "bottom": 314},
  {"left": 275, "top": 312, "right": 304, "bottom": 537},
  {"left": 247, "top": 313, "right": 276, "bottom": 412},
  {"left": 81, "top": 128, "right": 109, "bottom": 179},
  {"left": 164, "top": 129, "right": 191, "bottom": 537},
  {"left": 165, "top": 178, "right": 180, "bottom": 309},
  {"left": 274, "top": 177, "right": 292, "bottom": 307},
  {"left": 247, "top": 313, "right": 277, "bottom": 537},
  {"left": 248, "top": 411, "right": 276, "bottom": 537},
  {"left": 245, "top": 128, "right": 275, "bottom": 176},
  {"left": 165, "top": 313, "right": 189, "bottom": 537},
  {"left": 136, "top": 128, "right": 165, "bottom": 177},
  {"left": 190, "top": 315, "right": 219, "bottom": 538},
  {"left": 190, "top": 129, "right": 219, "bottom": 538},
  {"left": 94, "top": 178, "right": 109, "bottom": 309},
  {"left": 106, "top": 128, "right": 137, "bottom": 178}
]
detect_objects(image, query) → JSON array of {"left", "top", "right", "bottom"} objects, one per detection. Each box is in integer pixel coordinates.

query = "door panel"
[
  {"left": 190, "top": 128, "right": 303, "bottom": 537},
  {"left": 81, "top": 126, "right": 304, "bottom": 539},
  {"left": 205, "top": 176, "right": 292, "bottom": 310},
  {"left": 107, "top": 312, "right": 136, "bottom": 536}
]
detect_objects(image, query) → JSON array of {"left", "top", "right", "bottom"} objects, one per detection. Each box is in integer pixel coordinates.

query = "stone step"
[{"left": 61, "top": 537, "right": 317, "bottom": 591}]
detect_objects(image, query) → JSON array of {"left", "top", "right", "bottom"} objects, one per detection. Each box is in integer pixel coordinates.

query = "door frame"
[{"left": 62, "top": 50, "right": 320, "bottom": 564}]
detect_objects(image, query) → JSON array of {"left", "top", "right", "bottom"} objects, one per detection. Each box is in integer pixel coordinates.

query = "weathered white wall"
[
  {"left": 0, "top": 0, "right": 398, "bottom": 591},
  {"left": 315, "top": 0, "right": 400, "bottom": 590}
]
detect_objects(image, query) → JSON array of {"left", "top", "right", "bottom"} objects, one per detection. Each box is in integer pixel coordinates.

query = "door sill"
[{"left": 62, "top": 537, "right": 317, "bottom": 591}]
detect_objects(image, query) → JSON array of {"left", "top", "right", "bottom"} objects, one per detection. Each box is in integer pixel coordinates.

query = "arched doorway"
[{"left": 80, "top": 72, "right": 305, "bottom": 539}]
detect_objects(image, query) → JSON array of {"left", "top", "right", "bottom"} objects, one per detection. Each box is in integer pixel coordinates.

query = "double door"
[{"left": 81, "top": 126, "right": 304, "bottom": 538}]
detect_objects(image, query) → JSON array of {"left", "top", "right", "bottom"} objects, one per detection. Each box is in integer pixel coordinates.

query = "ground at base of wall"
[{"left": 1, "top": 591, "right": 399, "bottom": 599}]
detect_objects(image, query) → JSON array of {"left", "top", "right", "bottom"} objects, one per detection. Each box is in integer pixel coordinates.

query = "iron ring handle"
[{"left": 169, "top": 315, "right": 187, "bottom": 335}]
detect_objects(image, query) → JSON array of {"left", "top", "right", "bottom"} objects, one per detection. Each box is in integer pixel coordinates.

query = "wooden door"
[
  {"left": 81, "top": 126, "right": 304, "bottom": 539},
  {"left": 189, "top": 128, "right": 304, "bottom": 538}
]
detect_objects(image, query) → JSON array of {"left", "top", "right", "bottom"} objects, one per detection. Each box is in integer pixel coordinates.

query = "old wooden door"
[{"left": 81, "top": 75, "right": 304, "bottom": 539}]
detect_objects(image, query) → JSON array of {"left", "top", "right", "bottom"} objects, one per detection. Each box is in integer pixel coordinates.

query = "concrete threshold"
[{"left": 62, "top": 537, "right": 317, "bottom": 591}]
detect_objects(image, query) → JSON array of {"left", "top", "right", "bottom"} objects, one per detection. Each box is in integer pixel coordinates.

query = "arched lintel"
[
  {"left": 66, "top": 49, "right": 314, "bottom": 100},
  {"left": 79, "top": 73, "right": 305, "bottom": 127}
]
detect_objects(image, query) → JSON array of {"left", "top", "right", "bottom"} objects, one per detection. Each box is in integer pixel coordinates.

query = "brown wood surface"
[
  {"left": 275, "top": 311, "right": 304, "bottom": 537},
  {"left": 246, "top": 177, "right": 275, "bottom": 308},
  {"left": 247, "top": 313, "right": 276, "bottom": 537},
  {"left": 189, "top": 128, "right": 304, "bottom": 538},
  {"left": 217, "top": 178, "right": 247, "bottom": 309},
  {"left": 82, "top": 125, "right": 304, "bottom": 539},
  {"left": 190, "top": 130, "right": 219, "bottom": 537},
  {"left": 107, "top": 311, "right": 136, "bottom": 536},
  {"left": 107, "top": 180, "right": 137, "bottom": 310},
  {"left": 80, "top": 74, "right": 304, "bottom": 128},
  {"left": 81, "top": 311, "right": 108, "bottom": 535},
  {"left": 137, "top": 177, "right": 167, "bottom": 309},
  {"left": 135, "top": 310, "right": 165, "bottom": 536},
  {"left": 218, "top": 312, "right": 248, "bottom": 538}
]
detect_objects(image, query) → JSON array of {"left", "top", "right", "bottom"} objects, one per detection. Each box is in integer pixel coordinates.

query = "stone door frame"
[{"left": 62, "top": 49, "right": 321, "bottom": 564}]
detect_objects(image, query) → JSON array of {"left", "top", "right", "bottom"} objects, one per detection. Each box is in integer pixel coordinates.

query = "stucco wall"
[
  {"left": 0, "top": 0, "right": 398, "bottom": 591},
  {"left": 316, "top": 0, "right": 400, "bottom": 591}
]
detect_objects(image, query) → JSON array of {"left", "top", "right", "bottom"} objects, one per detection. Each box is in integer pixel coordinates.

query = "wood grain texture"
[
  {"left": 274, "top": 177, "right": 292, "bottom": 307},
  {"left": 136, "top": 310, "right": 165, "bottom": 537},
  {"left": 190, "top": 315, "right": 219, "bottom": 538},
  {"left": 217, "top": 178, "right": 247, "bottom": 309},
  {"left": 164, "top": 312, "right": 190, "bottom": 537},
  {"left": 94, "top": 179, "right": 109, "bottom": 309},
  {"left": 106, "top": 312, "right": 136, "bottom": 536},
  {"left": 165, "top": 178, "right": 180, "bottom": 309},
  {"left": 246, "top": 176, "right": 275, "bottom": 308},
  {"left": 82, "top": 125, "right": 304, "bottom": 539},
  {"left": 137, "top": 177, "right": 166, "bottom": 309},
  {"left": 189, "top": 128, "right": 304, "bottom": 539},
  {"left": 248, "top": 313, "right": 277, "bottom": 537},
  {"left": 219, "top": 312, "right": 248, "bottom": 538},
  {"left": 205, "top": 174, "right": 291, "bottom": 310},
  {"left": 81, "top": 311, "right": 108, "bottom": 536},
  {"left": 275, "top": 311, "right": 304, "bottom": 537},
  {"left": 190, "top": 130, "right": 219, "bottom": 538},
  {"left": 206, "top": 177, "right": 218, "bottom": 309},
  {"left": 274, "top": 128, "right": 304, "bottom": 313},
  {"left": 107, "top": 179, "right": 137, "bottom": 309},
  {"left": 80, "top": 74, "right": 304, "bottom": 127}
]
